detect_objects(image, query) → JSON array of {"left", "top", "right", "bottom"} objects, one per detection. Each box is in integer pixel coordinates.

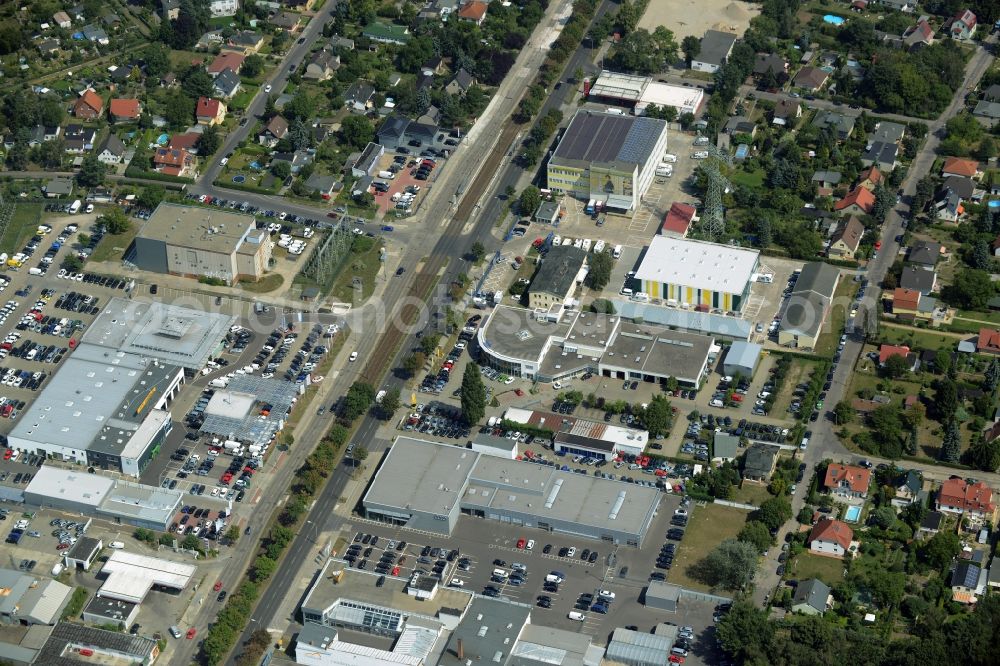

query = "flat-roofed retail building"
[
  {"left": 635, "top": 236, "right": 760, "bottom": 312},
  {"left": 131, "top": 203, "right": 271, "bottom": 284},
  {"left": 546, "top": 110, "right": 668, "bottom": 213},
  {"left": 362, "top": 437, "right": 661, "bottom": 546}
]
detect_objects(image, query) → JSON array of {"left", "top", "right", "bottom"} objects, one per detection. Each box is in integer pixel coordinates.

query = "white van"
[
  {"left": 109, "top": 541, "right": 125, "bottom": 549},
  {"left": 620, "top": 287, "right": 633, "bottom": 297},
  {"left": 605, "top": 108, "right": 625, "bottom": 116},
  {"left": 631, "top": 292, "right": 650, "bottom": 303},
  {"left": 662, "top": 154, "right": 677, "bottom": 163},
  {"left": 692, "top": 151, "right": 709, "bottom": 159},
  {"left": 492, "top": 568, "right": 509, "bottom": 580},
  {"left": 568, "top": 611, "right": 586, "bottom": 621},
  {"left": 612, "top": 245, "right": 622, "bottom": 259}
]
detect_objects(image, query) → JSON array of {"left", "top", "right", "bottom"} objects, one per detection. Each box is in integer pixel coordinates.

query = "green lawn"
[
  {"left": 791, "top": 552, "right": 846, "bottom": 586},
  {"left": 728, "top": 168, "right": 765, "bottom": 188},
  {"left": 732, "top": 483, "right": 774, "bottom": 507},
  {"left": 770, "top": 357, "right": 820, "bottom": 418},
  {"left": 956, "top": 309, "right": 1000, "bottom": 325},
  {"left": 878, "top": 324, "right": 962, "bottom": 351},
  {"left": 0, "top": 203, "right": 42, "bottom": 254},
  {"left": 89, "top": 226, "right": 139, "bottom": 264},
  {"left": 238, "top": 273, "right": 284, "bottom": 294},
  {"left": 814, "top": 278, "right": 859, "bottom": 356},
  {"left": 672, "top": 503, "right": 748, "bottom": 593}
]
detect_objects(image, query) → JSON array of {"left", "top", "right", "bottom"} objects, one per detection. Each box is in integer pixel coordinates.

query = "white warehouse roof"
[
  {"left": 635, "top": 237, "right": 759, "bottom": 294},
  {"left": 98, "top": 551, "right": 196, "bottom": 604}
]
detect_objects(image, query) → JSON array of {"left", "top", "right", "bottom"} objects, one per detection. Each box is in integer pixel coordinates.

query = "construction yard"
[{"left": 639, "top": 0, "right": 760, "bottom": 40}]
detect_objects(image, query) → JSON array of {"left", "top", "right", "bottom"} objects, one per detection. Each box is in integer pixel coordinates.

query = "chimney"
[{"left": 457, "top": 639, "right": 464, "bottom": 660}]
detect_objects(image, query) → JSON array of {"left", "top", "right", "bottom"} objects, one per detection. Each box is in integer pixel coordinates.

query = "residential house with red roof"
[
  {"left": 936, "top": 477, "right": 996, "bottom": 523},
  {"left": 902, "top": 18, "right": 934, "bottom": 49},
  {"left": 891, "top": 287, "right": 922, "bottom": 319},
  {"left": 168, "top": 133, "right": 200, "bottom": 154},
  {"left": 856, "top": 166, "right": 882, "bottom": 191},
  {"left": 207, "top": 51, "right": 245, "bottom": 76},
  {"left": 195, "top": 97, "right": 226, "bottom": 126},
  {"left": 660, "top": 203, "right": 696, "bottom": 238},
  {"left": 977, "top": 328, "right": 1000, "bottom": 355},
  {"left": 808, "top": 518, "right": 854, "bottom": 558},
  {"left": 108, "top": 99, "right": 141, "bottom": 123},
  {"left": 941, "top": 157, "right": 979, "bottom": 179},
  {"left": 457, "top": 0, "right": 488, "bottom": 25},
  {"left": 834, "top": 187, "right": 875, "bottom": 215},
  {"left": 879, "top": 343, "right": 911, "bottom": 365},
  {"left": 153, "top": 147, "right": 195, "bottom": 178},
  {"left": 823, "top": 463, "right": 872, "bottom": 499},
  {"left": 73, "top": 89, "right": 104, "bottom": 119},
  {"left": 948, "top": 9, "right": 976, "bottom": 40},
  {"left": 828, "top": 216, "right": 863, "bottom": 259}
]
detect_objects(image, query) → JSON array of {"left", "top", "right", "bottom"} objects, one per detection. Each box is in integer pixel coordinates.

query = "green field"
[
  {"left": 728, "top": 168, "right": 765, "bottom": 188},
  {"left": 0, "top": 203, "right": 42, "bottom": 254},
  {"left": 90, "top": 226, "right": 139, "bottom": 264},
  {"left": 791, "top": 552, "right": 846, "bottom": 585},
  {"left": 878, "top": 324, "right": 962, "bottom": 351},
  {"left": 672, "top": 503, "right": 749, "bottom": 592},
  {"left": 815, "top": 278, "right": 859, "bottom": 356}
]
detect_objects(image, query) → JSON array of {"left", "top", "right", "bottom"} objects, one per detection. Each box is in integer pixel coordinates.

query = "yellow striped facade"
[{"left": 640, "top": 281, "right": 737, "bottom": 311}]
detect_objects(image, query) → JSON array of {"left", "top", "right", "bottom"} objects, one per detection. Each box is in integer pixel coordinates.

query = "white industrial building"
[
  {"left": 97, "top": 551, "right": 196, "bottom": 604},
  {"left": 503, "top": 409, "right": 647, "bottom": 460},
  {"left": 588, "top": 70, "right": 704, "bottom": 116}
]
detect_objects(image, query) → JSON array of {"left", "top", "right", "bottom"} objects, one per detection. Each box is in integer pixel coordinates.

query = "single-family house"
[
  {"left": 907, "top": 240, "right": 941, "bottom": 268},
  {"left": 812, "top": 170, "right": 842, "bottom": 193},
  {"left": 742, "top": 443, "right": 779, "bottom": 482},
  {"left": 948, "top": 9, "right": 977, "bottom": 40},
  {"left": 891, "top": 287, "right": 922, "bottom": 317},
  {"left": 977, "top": 328, "right": 1000, "bottom": 355},
  {"left": 153, "top": 147, "right": 195, "bottom": 178},
  {"left": 940, "top": 175, "right": 975, "bottom": 202},
  {"left": 362, "top": 21, "right": 411, "bottom": 44},
  {"left": 207, "top": 51, "right": 245, "bottom": 76},
  {"left": 168, "top": 132, "right": 200, "bottom": 153},
  {"left": 793, "top": 66, "right": 829, "bottom": 91},
  {"left": 63, "top": 124, "right": 96, "bottom": 152},
  {"left": 108, "top": 98, "right": 141, "bottom": 124},
  {"left": 304, "top": 49, "right": 339, "bottom": 81},
  {"left": 53, "top": 11, "right": 72, "bottom": 27},
  {"left": 271, "top": 150, "right": 312, "bottom": 174},
  {"left": 723, "top": 116, "right": 756, "bottom": 136},
  {"left": 951, "top": 561, "right": 982, "bottom": 604},
  {"left": 712, "top": 432, "right": 740, "bottom": 463},
  {"left": 303, "top": 173, "right": 338, "bottom": 199},
  {"left": 941, "top": 156, "right": 979, "bottom": 179},
  {"left": 73, "top": 89, "right": 104, "bottom": 119},
  {"left": 81, "top": 24, "right": 109, "bottom": 44},
  {"left": 824, "top": 463, "right": 872, "bottom": 499},
  {"left": 95, "top": 134, "right": 126, "bottom": 164},
  {"left": 660, "top": 202, "right": 696, "bottom": 238},
  {"left": 828, "top": 215, "right": 863, "bottom": 259},
  {"left": 259, "top": 115, "right": 289, "bottom": 148},
  {"left": 38, "top": 38, "right": 61, "bottom": 55},
  {"left": 862, "top": 141, "right": 898, "bottom": 171},
  {"left": 937, "top": 477, "right": 996, "bottom": 523},
  {"left": 213, "top": 69, "right": 241, "bottom": 99},
  {"left": 376, "top": 115, "right": 410, "bottom": 151},
  {"left": 791, "top": 579, "right": 831, "bottom": 615},
  {"left": 893, "top": 470, "right": 925, "bottom": 507},
  {"left": 900, "top": 265, "right": 937, "bottom": 295},
  {"left": 985, "top": 84, "right": 1000, "bottom": 102},
  {"left": 812, "top": 111, "right": 854, "bottom": 141},
  {"left": 43, "top": 177, "right": 74, "bottom": 198},
  {"left": 902, "top": 18, "right": 934, "bottom": 49},
  {"left": 456, "top": 0, "right": 488, "bottom": 26},
  {"left": 772, "top": 99, "right": 800, "bottom": 126},
  {"left": 973, "top": 100, "right": 1000, "bottom": 127},
  {"left": 880, "top": 0, "right": 915, "bottom": 10},
  {"left": 268, "top": 11, "right": 301, "bottom": 31},
  {"left": 225, "top": 30, "right": 264, "bottom": 54},
  {"left": 345, "top": 81, "right": 376, "bottom": 113},
  {"left": 330, "top": 35, "right": 355, "bottom": 50},
  {"left": 445, "top": 68, "right": 475, "bottom": 96},
  {"left": 752, "top": 53, "right": 788, "bottom": 80},
  {"left": 870, "top": 121, "right": 906, "bottom": 145},
  {"left": 918, "top": 510, "right": 943, "bottom": 537},
  {"left": 209, "top": 0, "right": 239, "bottom": 16},
  {"left": 808, "top": 518, "right": 854, "bottom": 558},
  {"left": 856, "top": 166, "right": 883, "bottom": 192},
  {"left": 691, "top": 30, "right": 737, "bottom": 73},
  {"left": 195, "top": 97, "right": 226, "bottom": 126},
  {"left": 834, "top": 187, "right": 875, "bottom": 215},
  {"left": 161, "top": 0, "right": 180, "bottom": 20}
]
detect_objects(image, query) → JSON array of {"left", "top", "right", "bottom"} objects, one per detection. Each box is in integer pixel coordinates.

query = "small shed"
[
  {"left": 713, "top": 432, "right": 740, "bottom": 462},
  {"left": 723, "top": 341, "right": 762, "bottom": 378},
  {"left": 470, "top": 434, "right": 517, "bottom": 459},
  {"left": 535, "top": 200, "right": 561, "bottom": 224},
  {"left": 643, "top": 580, "right": 681, "bottom": 612}
]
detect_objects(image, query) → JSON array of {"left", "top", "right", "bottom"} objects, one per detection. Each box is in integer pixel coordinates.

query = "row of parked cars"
[{"left": 54, "top": 290, "right": 102, "bottom": 315}]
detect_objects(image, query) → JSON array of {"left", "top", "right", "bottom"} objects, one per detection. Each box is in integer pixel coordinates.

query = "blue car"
[
  {"left": 590, "top": 603, "right": 608, "bottom": 614},
  {"left": 381, "top": 225, "right": 394, "bottom": 232}
]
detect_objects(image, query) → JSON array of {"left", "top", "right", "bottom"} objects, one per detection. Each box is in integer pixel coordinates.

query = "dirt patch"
[{"left": 639, "top": 0, "right": 760, "bottom": 40}]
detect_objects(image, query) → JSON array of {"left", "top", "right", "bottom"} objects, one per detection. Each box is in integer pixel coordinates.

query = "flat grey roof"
[
  {"left": 479, "top": 306, "right": 573, "bottom": 363},
  {"left": 602, "top": 325, "right": 713, "bottom": 382},
  {"left": 550, "top": 110, "right": 666, "bottom": 171},
  {"left": 10, "top": 345, "right": 178, "bottom": 456},
  {"left": 363, "top": 437, "right": 479, "bottom": 516},
  {"left": 98, "top": 479, "right": 182, "bottom": 525},
  {"left": 440, "top": 598, "right": 531, "bottom": 666},
  {"left": 25, "top": 467, "right": 113, "bottom": 508},
  {"left": 606, "top": 627, "right": 673, "bottom": 665},
  {"left": 199, "top": 375, "right": 300, "bottom": 447},
  {"left": 37, "top": 623, "right": 157, "bottom": 665},
  {"left": 81, "top": 297, "right": 234, "bottom": 369},
  {"left": 530, "top": 245, "right": 587, "bottom": 299},
  {"left": 509, "top": 624, "right": 593, "bottom": 666},
  {"left": 613, "top": 300, "right": 752, "bottom": 339},
  {"left": 139, "top": 202, "right": 258, "bottom": 255}
]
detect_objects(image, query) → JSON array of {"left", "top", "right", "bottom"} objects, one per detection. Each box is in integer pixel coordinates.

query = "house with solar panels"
[{"left": 546, "top": 110, "right": 669, "bottom": 214}]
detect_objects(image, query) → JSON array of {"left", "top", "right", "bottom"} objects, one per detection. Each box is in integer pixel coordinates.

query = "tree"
[
  {"left": 352, "top": 445, "right": 369, "bottom": 464},
  {"left": 271, "top": 160, "right": 292, "bottom": 180},
  {"left": 77, "top": 154, "right": 106, "bottom": 187},
  {"left": 470, "top": 242, "right": 486, "bottom": 263},
  {"left": 224, "top": 525, "right": 241, "bottom": 544},
  {"left": 943, "top": 268, "right": 996, "bottom": 309},
  {"left": 402, "top": 352, "right": 424, "bottom": 377},
  {"left": 681, "top": 35, "right": 701, "bottom": 64},
  {"left": 883, "top": 353, "right": 910, "bottom": 379},
  {"left": 518, "top": 186, "right": 541, "bottom": 217},
  {"left": 871, "top": 505, "right": 897, "bottom": 529},
  {"left": 340, "top": 115, "right": 374, "bottom": 150},
  {"left": 871, "top": 182, "right": 894, "bottom": 224},
  {"left": 737, "top": 520, "right": 773, "bottom": 552},
  {"left": 698, "top": 539, "right": 759, "bottom": 590},
  {"left": 984, "top": 358, "right": 1000, "bottom": 393},
  {"left": 833, "top": 400, "right": 854, "bottom": 425},
  {"left": 934, "top": 378, "right": 959, "bottom": 422},
  {"left": 181, "top": 66, "right": 214, "bottom": 100},
  {"left": 342, "top": 381, "right": 376, "bottom": 421},
  {"left": 102, "top": 208, "right": 131, "bottom": 235},
  {"left": 642, "top": 395, "right": 672, "bottom": 437},
  {"left": 241, "top": 54, "right": 265, "bottom": 78},
  {"left": 163, "top": 90, "right": 195, "bottom": 129},
  {"left": 585, "top": 250, "right": 614, "bottom": 290},
  {"left": 251, "top": 556, "right": 277, "bottom": 581},
  {"left": 284, "top": 92, "right": 316, "bottom": 122},
  {"left": 940, "top": 419, "right": 961, "bottom": 462},
  {"left": 137, "top": 185, "right": 165, "bottom": 210},
  {"left": 287, "top": 119, "right": 312, "bottom": 151},
  {"left": 753, "top": 496, "right": 792, "bottom": 531},
  {"left": 967, "top": 435, "right": 1000, "bottom": 472},
  {"left": 460, "top": 363, "right": 486, "bottom": 425},
  {"left": 143, "top": 44, "right": 172, "bottom": 79},
  {"left": 419, "top": 334, "right": 440, "bottom": 355},
  {"left": 715, "top": 601, "right": 773, "bottom": 663},
  {"left": 976, "top": 136, "right": 998, "bottom": 161},
  {"left": 920, "top": 530, "right": 961, "bottom": 569},
  {"left": 379, "top": 387, "right": 400, "bottom": 419},
  {"left": 198, "top": 124, "right": 221, "bottom": 156}
]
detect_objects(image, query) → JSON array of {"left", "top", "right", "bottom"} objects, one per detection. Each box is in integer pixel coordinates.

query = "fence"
[
  {"left": 713, "top": 499, "right": 757, "bottom": 511},
  {"left": 678, "top": 587, "right": 733, "bottom": 605}
]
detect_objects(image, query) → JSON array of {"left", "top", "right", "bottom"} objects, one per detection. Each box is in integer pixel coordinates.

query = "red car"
[
  {"left": 668, "top": 656, "right": 684, "bottom": 664},
  {"left": 213, "top": 581, "right": 223, "bottom": 591},
  {"left": 56, "top": 543, "right": 68, "bottom": 550},
  {"left": 186, "top": 628, "right": 197, "bottom": 639},
  {"left": 516, "top": 538, "right": 526, "bottom": 549},
  {"left": 514, "top": 389, "right": 524, "bottom": 396},
  {"left": 874, "top": 241, "right": 882, "bottom": 250},
  {"left": 2, "top": 449, "right": 10, "bottom": 460}
]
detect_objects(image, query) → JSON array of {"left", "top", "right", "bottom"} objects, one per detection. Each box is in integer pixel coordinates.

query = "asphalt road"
[{"left": 751, "top": 32, "right": 998, "bottom": 606}]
